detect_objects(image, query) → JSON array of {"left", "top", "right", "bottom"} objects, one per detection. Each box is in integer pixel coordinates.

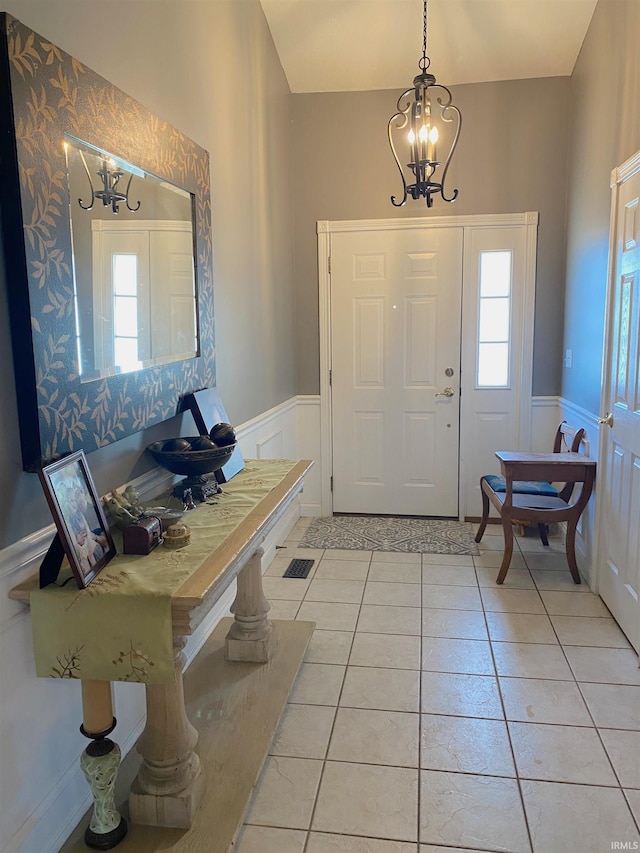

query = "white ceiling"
[{"left": 260, "top": 0, "right": 598, "bottom": 94}]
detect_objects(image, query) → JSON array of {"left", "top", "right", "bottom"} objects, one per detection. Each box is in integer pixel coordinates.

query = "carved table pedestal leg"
[
  {"left": 226, "top": 548, "right": 273, "bottom": 663},
  {"left": 129, "top": 635, "right": 203, "bottom": 828},
  {"left": 80, "top": 681, "right": 127, "bottom": 850}
]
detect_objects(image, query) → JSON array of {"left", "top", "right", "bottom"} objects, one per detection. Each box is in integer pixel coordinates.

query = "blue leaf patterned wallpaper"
[{"left": 0, "top": 13, "right": 215, "bottom": 470}]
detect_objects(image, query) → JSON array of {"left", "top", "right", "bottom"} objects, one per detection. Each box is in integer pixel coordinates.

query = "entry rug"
[{"left": 300, "top": 516, "right": 479, "bottom": 555}]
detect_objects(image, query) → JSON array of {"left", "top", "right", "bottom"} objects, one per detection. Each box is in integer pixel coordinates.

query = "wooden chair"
[
  {"left": 478, "top": 422, "right": 585, "bottom": 546},
  {"left": 475, "top": 424, "right": 595, "bottom": 584}
]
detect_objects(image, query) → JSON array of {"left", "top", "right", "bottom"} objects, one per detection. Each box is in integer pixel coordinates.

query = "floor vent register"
[{"left": 283, "top": 559, "right": 314, "bottom": 579}]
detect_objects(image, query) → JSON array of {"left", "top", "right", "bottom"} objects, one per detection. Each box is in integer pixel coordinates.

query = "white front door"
[
  {"left": 598, "top": 152, "right": 640, "bottom": 653},
  {"left": 330, "top": 227, "right": 463, "bottom": 516}
]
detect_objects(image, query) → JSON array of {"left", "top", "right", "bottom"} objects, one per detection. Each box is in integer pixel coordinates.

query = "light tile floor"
[{"left": 236, "top": 519, "right": 640, "bottom": 853}]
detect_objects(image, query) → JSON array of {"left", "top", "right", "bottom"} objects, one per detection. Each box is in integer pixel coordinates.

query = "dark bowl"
[{"left": 146, "top": 438, "right": 236, "bottom": 476}]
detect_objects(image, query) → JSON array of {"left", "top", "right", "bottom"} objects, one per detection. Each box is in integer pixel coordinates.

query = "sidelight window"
[{"left": 477, "top": 250, "right": 512, "bottom": 387}]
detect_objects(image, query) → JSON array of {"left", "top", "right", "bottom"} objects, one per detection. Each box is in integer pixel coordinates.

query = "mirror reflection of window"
[
  {"left": 64, "top": 136, "right": 199, "bottom": 381},
  {"left": 113, "top": 254, "right": 141, "bottom": 372}
]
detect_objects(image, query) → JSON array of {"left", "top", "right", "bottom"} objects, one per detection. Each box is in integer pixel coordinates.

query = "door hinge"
[
  {"left": 330, "top": 476, "right": 334, "bottom": 492},
  {"left": 328, "top": 255, "right": 332, "bottom": 274},
  {"left": 329, "top": 369, "right": 332, "bottom": 386}
]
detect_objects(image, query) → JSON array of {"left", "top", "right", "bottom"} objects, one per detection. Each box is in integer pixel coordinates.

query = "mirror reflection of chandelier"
[
  {"left": 388, "top": 0, "right": 461, "bottom": 208},
  {"left": 78, "top": 150, "right": 141, "bottom": 214}
]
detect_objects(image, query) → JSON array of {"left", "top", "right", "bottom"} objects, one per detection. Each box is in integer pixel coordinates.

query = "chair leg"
[
  {"left": 538, "top": 523, "right": 550, "bottom": 547},
  {"left": 475, "top": 484, "right": 490, "bottom": 543},
  {"left": 496, "top": 516, "right": 514, "bottom": 585},
  {"left": 565, "top": 521, "right": 582, "bottom": 584}
]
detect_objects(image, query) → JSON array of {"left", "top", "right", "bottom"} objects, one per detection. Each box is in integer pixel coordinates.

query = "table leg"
[
  {"left": 226, "top": 548, "right": 273, "bottom": 663},
  {"left": 129, "top": 635, "right": 203, "bottom": 828},
  {"left": 565, "top": 520, "right": 582, "bottom": 584},
  {"left": 80, "top": 681, "right": 128, "bottom": 850},
  {"left": 496, "top": 515, "right": 514, "bottom": 584}
]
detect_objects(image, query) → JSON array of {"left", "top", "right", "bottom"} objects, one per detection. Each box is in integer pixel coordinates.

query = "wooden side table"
[{"left": 475, "top": 451, "right": 596, "bottom": 584}]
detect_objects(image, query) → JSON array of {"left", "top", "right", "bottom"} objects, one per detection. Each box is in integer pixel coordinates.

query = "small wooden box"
[{"left": 122, "top": 516, "right": 162, "bottom": 555}]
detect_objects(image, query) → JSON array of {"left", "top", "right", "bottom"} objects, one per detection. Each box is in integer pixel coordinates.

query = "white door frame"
[
  {"left": 594, "top": 149, "right": 640, "bottom": 607},
  {"left": 318, "top": 212, "right": 538, "bottom": 517}
]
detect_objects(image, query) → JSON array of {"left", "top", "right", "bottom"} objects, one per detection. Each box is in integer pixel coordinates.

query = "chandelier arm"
[
  {"left": 124, "top": 173, "right": 141, "bottom": 212},
  {"left": 396, "top": 87, "right": 414, "bottom": 113},
  {"left": 388, "top": 113, "right": 409, "bottom": 207},
  {"left": 77, "top": 149, "right": 96, "bottom": 211},
  {"left": 438, "top": 103, "right": 461, "bottom": 203}
]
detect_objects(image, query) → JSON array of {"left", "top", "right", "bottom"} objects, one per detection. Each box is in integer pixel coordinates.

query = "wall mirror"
[{"left": 0, "top": 14, "right": 215, "bottom": 471}]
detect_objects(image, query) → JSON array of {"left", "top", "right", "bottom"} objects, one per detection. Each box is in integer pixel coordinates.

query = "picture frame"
[
  {"left": 38, "top": 450, "right": 116, "bottom": 588},
  {"left": 181, "top": 388, "right": 245, "bottom": 482}
]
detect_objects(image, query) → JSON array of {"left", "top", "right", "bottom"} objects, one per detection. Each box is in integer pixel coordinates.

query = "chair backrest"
[
  {"left": 552, "top": 421, "right": 586, "bottom": 455},
  {"left": 553, "top": 421, "right": 587, "bottom": 502}
]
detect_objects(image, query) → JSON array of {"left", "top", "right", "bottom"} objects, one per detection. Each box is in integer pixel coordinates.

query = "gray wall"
[
  {"left": 1, "top": 0, "right": 637, "bottom": 550},
  {"left": 563, "top": 0, "right": 640, "bottom": 414},
  {"left": 0, "top": 0, "right": 295, "bottom": 547},
  {"left": 291, "top": 77, "right": 571, "bottom": 396}
]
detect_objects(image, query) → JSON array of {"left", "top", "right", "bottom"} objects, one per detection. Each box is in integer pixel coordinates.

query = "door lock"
[
  {"left": 435, "top": 387, "right": 455, "bottom": 398},
  {"left": 598, "top": 412, "right": 614, "bottom": 428}
]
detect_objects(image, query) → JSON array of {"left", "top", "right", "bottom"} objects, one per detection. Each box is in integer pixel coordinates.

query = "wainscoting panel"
[{"left": 530, "top": 396, "right": 562, "bottom": 451}]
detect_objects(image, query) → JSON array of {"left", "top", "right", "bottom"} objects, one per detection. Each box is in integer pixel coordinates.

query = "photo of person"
[
  {"left": 50, "top": 470, "right": 107, "bottom": 571},
  {"left": 39, "top": 451, "right": 116, "bottom": 587}
]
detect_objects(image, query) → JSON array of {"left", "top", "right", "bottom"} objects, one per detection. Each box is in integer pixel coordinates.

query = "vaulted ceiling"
[{"left": 260, "top": 0, "right": 598, "bottom": 93}]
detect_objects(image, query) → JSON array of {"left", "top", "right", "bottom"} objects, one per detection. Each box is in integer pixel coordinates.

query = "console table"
[
  {"left": 10, "top": 459, "right": 314, "bottom": 847},
  {"left": 475, "top": 451, "right": 596, "bottom": 584}
]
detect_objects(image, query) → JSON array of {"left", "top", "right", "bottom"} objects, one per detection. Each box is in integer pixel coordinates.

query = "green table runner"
[{"left": 31, "top": 460, "right": 298, "bottom": 684}]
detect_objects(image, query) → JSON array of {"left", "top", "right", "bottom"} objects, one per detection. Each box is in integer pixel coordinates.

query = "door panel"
[
  {"left": 599, "top": 160, "right": 640, "bottom": 652},
  {"left": 331, "top": 227, "right": 462, "bottom": 516}
]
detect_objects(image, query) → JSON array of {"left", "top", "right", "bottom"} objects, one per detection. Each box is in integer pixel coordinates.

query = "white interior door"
[
  {"left": 330, "top": 227, "right": 463, "bottom": 516},
  {"left": 598, "top": 153, "right": 640, "bottom": 653}
]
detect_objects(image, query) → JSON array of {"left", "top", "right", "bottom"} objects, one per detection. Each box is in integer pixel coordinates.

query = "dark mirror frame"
[{"left": 0, "top": 13, "right": 215, "bottom": 471}]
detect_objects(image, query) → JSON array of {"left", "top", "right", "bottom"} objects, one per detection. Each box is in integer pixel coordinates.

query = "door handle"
[
  {"left": 598, "top": 412, "right": 614, "bottom": 427},
  {"left": 435, "top": 387, "right": 455, "bottom": 398}
]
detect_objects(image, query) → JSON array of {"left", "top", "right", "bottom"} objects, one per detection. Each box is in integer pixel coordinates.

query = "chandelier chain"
[{"left": 419, "top": 0, "right": 430, "bottom": 72}]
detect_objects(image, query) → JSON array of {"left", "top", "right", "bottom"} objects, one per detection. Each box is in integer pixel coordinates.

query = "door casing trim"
[{"left": 318, "top": 212, "right": 539, "bottom": 518}]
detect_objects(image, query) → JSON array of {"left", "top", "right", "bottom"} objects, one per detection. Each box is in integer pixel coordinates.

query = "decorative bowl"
[{"left": 146, "top": 438, "right": 236, "bottom": 477}]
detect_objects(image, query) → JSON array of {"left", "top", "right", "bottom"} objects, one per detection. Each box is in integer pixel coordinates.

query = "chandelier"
[{"left": 388, "top": 0, "right": 461, "bottom": 208}]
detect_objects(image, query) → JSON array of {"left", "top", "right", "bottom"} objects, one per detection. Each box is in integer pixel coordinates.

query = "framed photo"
[
  {"left": 38, "top": 450, "right": 116, "bottom": 588},
  {"left": 182, "top": 387, "right": 245, "bottom": 482}
]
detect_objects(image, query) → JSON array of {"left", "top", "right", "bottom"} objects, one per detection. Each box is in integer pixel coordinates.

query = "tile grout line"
[
  {"left": 518, "top": 544, "right": 640, "bottom": 834},
  {"left": 299, "top": 548, "right": 373, "bottom": 852},
  {"left": 256, "top": 535, "right": 639, "bottom": 851},
  {"left": 475, "top": 551, "right": 537, "bottom": 853},
  {"left": 533, "top": 559, "right": 626, "bottom": 783},
  {"left": 417, "top": 551, "right": 425, "bottom": 847}
]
